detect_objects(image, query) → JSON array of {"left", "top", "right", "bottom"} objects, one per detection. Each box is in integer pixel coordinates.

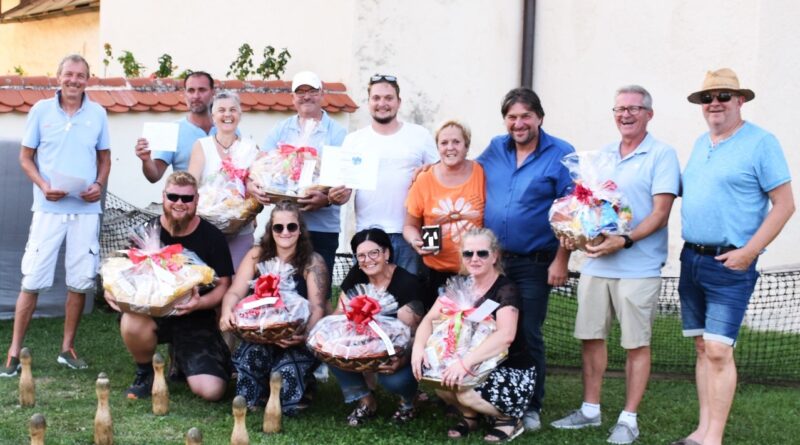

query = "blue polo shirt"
[
  {"left": 477, "top": 129, "right": 575, "bottom": 254},
  {"left": 22, "top": 91, "right": 110, "bottom": 214},
  {"left": 153, "top": 117, "right": 214, "bottom": 172},
  {"left": 682, "top": 121, "right": 791, "bottom": 248},
  {"left": 262, "top": 111, "right": 348, "bottom": 233},
  {"left": 582, "top": 134, "right": 681, "bottom": 278}
]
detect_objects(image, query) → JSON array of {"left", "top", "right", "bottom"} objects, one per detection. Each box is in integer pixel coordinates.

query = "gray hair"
[
  {"left": 211, "top": 90, "right": 241, "bottom": 109},
  {"left": 460, "top": 227, "right": 505, "bottom": 275},
  {"left": 56, "top": 54, "right": 90, "bottom": 77},
  {"left": 616, "top": 85, "right": 652, "bottom": 109}
]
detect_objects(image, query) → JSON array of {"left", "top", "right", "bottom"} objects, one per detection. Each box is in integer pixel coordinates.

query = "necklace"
[{"left": 214, "top": 134, "right": 237, "bottom": 154}]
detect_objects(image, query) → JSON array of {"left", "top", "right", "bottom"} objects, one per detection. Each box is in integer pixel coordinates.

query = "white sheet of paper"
[
  {"left": 318, "top": 145, "right": 379, "bottom": 190},
  {"left": 49, "top": 170, "right": 88, "bottom": 195},
  {"left": 242, "top": 297, "right": 278, "bottom": 311},
  {"left": 466, "top": 299, "right": 500, "bottom": 322},
  {"left": 298, "top": 159, "right": 317, "bottom": 189},
  {"left": 142, "top": 122, "right": 180, "bottom": 152}
]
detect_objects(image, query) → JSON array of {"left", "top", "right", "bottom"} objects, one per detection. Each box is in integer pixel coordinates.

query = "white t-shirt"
[{"left": 343, "top": 122, "right": 438, "bottom": 233}]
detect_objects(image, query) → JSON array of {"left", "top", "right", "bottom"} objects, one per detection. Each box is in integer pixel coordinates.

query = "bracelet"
[
  {"left": 93, "top": 181, "right": 104, "bottom": 189},
  {"left": 459, "top": 358, "right": 477, "bottom": 377}
]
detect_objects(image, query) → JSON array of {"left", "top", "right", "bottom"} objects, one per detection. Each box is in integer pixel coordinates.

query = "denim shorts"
[{"left": 678, "top": 247, "right": 759, "bottom": 346}]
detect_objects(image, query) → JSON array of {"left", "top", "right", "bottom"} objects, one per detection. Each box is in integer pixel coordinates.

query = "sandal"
[
  {"left": 484, "top": 417, "right": 524, "bottom": 443},
  {"left": 448, "top": 415, "right": 479, "bottom": 439},
  {"left": 346, "top": 403, "right": 376, "bottom": 427},
  {"left": 392, "top": 403, "right": 416, "bottom": 424}
]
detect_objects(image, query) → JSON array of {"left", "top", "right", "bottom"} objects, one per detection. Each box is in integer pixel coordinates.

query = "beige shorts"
[{"left": 574, "top": 274, "right": 661, "bottom": 349}]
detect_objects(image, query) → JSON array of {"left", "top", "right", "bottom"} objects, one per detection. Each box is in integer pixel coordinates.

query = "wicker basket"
[
  {"left": 264, "top": 185, "right": 331, "bottom": 204},
  {"left": 234, "top": 320, "right": 302, "bottom": 345},
  {"left": 419, "top": 372, "right": 491, "bottom": 392},
  {"left": 311, "top": 347, "right": 405, "bottom": 373}
]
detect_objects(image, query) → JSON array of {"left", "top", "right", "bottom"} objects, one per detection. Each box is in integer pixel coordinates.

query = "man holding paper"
[
  {"left": 135, "top": 71, "right": 216, "bottom": 182},
  {"left": 257, "top": 71, "right": 348, "bottom": 284},
  {"left": 2, "top": 54, "right": 111, "bottom": 376}
]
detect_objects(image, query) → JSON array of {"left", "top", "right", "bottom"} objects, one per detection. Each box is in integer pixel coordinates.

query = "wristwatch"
[{"left": 621, "top": 235, "right": 634, "bottom": 249}]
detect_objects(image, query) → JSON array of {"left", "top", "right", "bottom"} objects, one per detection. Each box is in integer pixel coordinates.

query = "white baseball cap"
[{"left": 291, "top": 71, "right": 322, "bottom": 91}]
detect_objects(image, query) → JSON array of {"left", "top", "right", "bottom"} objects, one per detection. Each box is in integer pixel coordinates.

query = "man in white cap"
[
  {"left": 256, "top": 71, "right": 348, "bottom": 294},
  {"left": 673, "top": 68, "right": 794, "bottom": 445}
]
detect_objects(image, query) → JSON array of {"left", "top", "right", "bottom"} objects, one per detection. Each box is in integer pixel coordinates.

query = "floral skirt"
[
  {"left": 233, "top": 342, "right": 319, "bottom": 414},
  {"left": 474, "top": 366, "right": 536, "bottom": 418}
]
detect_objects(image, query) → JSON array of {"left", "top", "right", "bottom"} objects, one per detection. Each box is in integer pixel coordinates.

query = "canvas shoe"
[
  {"left": 608, "top": 421, "right": 639, "bottom": 444},
  {"left": 57, "top": 349, "right": 88, "bottom": 369},
  {"left": 124, "top": 369, "right": 154, "bottom": 400},
  {"left": 551, "top": 409, "right": 602, "bottom": 429},
  {"left": 0, "top": 355, "right": 21, "bottom": 377}
]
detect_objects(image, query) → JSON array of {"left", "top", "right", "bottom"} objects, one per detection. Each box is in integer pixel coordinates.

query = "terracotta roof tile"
[
  {"left": 255, "top": 93, "right": 277, "bottom": 106},
  {"left": 239, "top": 92, "right": 259, "bottom": 106},
  {"left": 19, "top": 90, "right": 45, "bottom": 105},
  {"left": 219, "top": 80, "right": 245, "bottom": 89},
  {"left": 107, "top": 104, "right": 130, "bottom": 113},
  {"left": 324, "top": 94, "right": 346, "bottom": 108},
  {"left": 247, "top": 80, "right": 268, "bottom": 89},
  {"left": 340, "top": 95, "right": 358, "bottom": 109},
  {"left": 0, "top": 76, "right": 23, "bottom": 86},
  {"left": 252, "top": 104, "right": 270, "bottom": 111},
  {"left": 0, "top": 103, "right": 13, "bottom": 112},
  {"left": 240, "top": 105, "right": 252, "bottom": 112},
  {"left": 16, "top": 104, "right": 31, "bottom": 113},
  {"left": 265, "top": 80, "right": 287, "bottom": 89},
  {"left": 323, "top": 105, "right": 340, "bottom": 113},
  {"left": 173, "top": 103, "right": 188, "bottom": 112},
  {"left": 323, "top": 82, "right": 347, "bottom": 92},
  {"left": 108, "top": 90, "right": 137, "bottom": 107},
  {"left": 86, "top": 91, "right": 115, "bottom": 108},
  {"left": 154, "top": 92, "right": 180, "bottom": 107},
  {"left": 0, "top": 90, "right": 24, "bottom": 107},
  {"left": 131, "top": 104, "right": 150, "bottom": 112},
  {"left": 274, "top": 93, "right": 293, "bottom": 107},
  {"left": 131, "top": 90, "right": 158, "bottom": 106},
  {"left": 99, "top": 77, "right": 127, "bottom": 87},
  {"left": 87, "top": 77, "right": 101, "bottom": 87},
  {"left": 272, "top": 105, "right": 289, "bottom": 111},
  {"left": 150, "top": 104, "right": 171, "bottom": 112},
  {"left": 23, "top": 76, "right": 51, "bottom": 87},
  {"left": 127, "top": 78, "right": 153, "bottom": 88},
  {"left": 42, "top": 90, "right": 56, "bottom": 99}
]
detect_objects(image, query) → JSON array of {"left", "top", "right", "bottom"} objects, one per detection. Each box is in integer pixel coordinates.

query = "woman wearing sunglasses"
[
  {"left": 404, "top": 120, "right": 485, "bottom": 310},
  {"left": 330, "top": 227, "right": 425, "bottom": 426},
  {"left": 187, "top": 90, "right": 259, "bottom": 270},
  {"left": 219, "top": 201, "right": 328, "bottom": 413},
  {"left": 411, "top": 228, "right": 534, "bottom": 443}
]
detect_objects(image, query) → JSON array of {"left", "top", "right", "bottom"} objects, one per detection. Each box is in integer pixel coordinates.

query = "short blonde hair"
[
  {"left": 460, "top": 227, "right": 504, "bottom": 275},
  {"left": 164, "top": 171, "right": 197, "bottom": 190},
  {"left": 435, "top": 120, "right": 471, "bottom": 148}
]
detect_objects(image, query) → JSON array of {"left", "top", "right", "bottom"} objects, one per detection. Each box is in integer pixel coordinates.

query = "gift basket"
[
  {"left": 421, "top": 276, "right": 507, "bottom": 390},
  {"left": 197, "top": 139, "right": 263, "bottom": 234},
  {"left": 232, "top": 258, "right": 310, "bottom": 344},
  {"left": 101, "top": 223, "right": 216, "bottom": 317},
  {"left": 250, "top": 120, "right": 329, "bottom": 202},
  {"left": 307, "top": 284, "right": 411, "bottom": 372},
  {"left": 549, "top": 151, "right": 633, "bottom": 250}
]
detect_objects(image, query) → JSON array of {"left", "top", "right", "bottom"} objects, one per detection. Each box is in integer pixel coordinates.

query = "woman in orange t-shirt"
[{"left": 404, "top": 120, "right": 485, "bottom": 309}]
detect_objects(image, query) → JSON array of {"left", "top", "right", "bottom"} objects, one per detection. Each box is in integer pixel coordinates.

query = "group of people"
[{"left": 0, "top": 53, "right": 793, "bottom": 445}]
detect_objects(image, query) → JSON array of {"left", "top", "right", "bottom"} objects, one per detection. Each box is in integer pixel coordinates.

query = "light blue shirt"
[
  {"left": 22, "top": 91, "right": 110, "bottom": 214},
  {"left": 682, "top": 121, "right": 791, "bottom": 248},
  {"left": 582, "top": 134, "right": 681, "bottom": 278},
  {"left": 262, "top": 111, "right": 347, "bottom": 233},
  {"left": 152, "top": 117, "right": 214, "bottom": 172}
]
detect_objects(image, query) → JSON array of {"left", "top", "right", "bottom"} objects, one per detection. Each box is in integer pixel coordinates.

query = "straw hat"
[{"left": 687, "top": 68, "right": 755, "bottom": 104}]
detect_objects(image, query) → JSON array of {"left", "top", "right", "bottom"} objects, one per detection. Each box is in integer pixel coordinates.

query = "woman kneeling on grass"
[
  {"left": 219, "top": 201, "right": 328, "bottom": 414},
  {"left": 411, "top": 228, "right": 535, "bottom": 443}
]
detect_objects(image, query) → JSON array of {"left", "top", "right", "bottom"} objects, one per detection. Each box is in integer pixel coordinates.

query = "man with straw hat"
[{"left": 674, "top": 68, "right": 794, "bottom": 445}]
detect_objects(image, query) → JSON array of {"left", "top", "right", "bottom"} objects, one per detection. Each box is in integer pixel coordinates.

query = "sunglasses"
[
  {"left": 699, "top": 91, "right": 736, "bottom": 104},
  {"left": 462, "top": 249, "right": 491, "bottom": 259},
  {"left": 271, "top": 223, "right": 299, "bottom": 233},
  {"left": 355, "top": 248, "right": 383, "bottom": 263},
  {"left": 165, "top": 193, "right": 195, "bottom": 203},
  {"left": 369, "top": 74, "right": 398, "bottom": 84}
]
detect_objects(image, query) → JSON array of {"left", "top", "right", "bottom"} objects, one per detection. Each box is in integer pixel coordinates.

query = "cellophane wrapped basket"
[
  {"left": 421, "top": 276, "right": 506, "bottom": 390},
  {"left": 197, "top": 139, "right": 263, "bottom": 234},
  {"left": 249, "top": 120, "right": 328, "bottom": 201},
  {"left": 549, "top": 151, "right": 633, "bottom": 250},
  {"left": 233, "top": 258, "right": 310, "bottom": 344},
  {"left": 101, "top": 223, "right": 216, "bottom": 317},
  {"left": 307, "top": 284, "right": 411, "bottom": 372}
]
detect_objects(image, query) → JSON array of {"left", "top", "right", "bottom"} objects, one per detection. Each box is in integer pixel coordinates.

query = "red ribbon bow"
[
  {"left": 345, "top": 295, "right": 382, "bottom": 334},
  {"left": 278, "top": 144, "right": 319, "bottom": 181},
  {"left": 128, "top": 244, "right": 183, "bottom": 272},
  {"left": 253, "top": 273, "right": 284, "bottom": 309},
  {"left": 574, "top": 183, "right": 595, "bottom": 205},
  {"left": 221, "top": 157, "right": 249, "bottom": 183},
  {"left": 438, "top": 296, "right": 478, "bottom": 357}
]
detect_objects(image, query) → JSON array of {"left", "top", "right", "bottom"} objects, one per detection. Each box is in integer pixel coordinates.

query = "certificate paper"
[
  {"left": 142, "top": 122, "right": 180, "bottom": 152},
  {"left": 318, "top": 145, "right": 379, "bottom": 190},
  {"left": 49, "top": 170, "right": 88, "bottom": 195}
]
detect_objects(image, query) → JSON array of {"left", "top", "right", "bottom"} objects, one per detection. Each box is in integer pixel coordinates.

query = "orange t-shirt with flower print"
[{"left": 405, "top": 161, "right": 485, "bottom": 273}]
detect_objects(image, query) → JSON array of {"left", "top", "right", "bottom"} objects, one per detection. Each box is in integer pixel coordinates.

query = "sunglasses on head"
[
  {"left": 699, "top": 91, "right": 736, "bottom": 104},
  {"left": 369, "top": 74, "right": 398, "bottom": 84},
  {"left": 271, "top": 222, "right": 299, "bottom": 234},
  {"left": 165, "top": 193, "right": 195, "bottom": 203},
  {"left": 462, "top": 249, "right": 491, "bottom": 259}
]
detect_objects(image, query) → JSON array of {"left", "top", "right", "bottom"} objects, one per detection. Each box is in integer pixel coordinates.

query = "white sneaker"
[
  {"left": 551, "top": 409, "right": 602, "bottom": 429},
  {"left": 522, "top": 410, "right": 541, "bottom": 431},
  {"left": 607, "top": 421, "right": 639, "bottom": 444}
]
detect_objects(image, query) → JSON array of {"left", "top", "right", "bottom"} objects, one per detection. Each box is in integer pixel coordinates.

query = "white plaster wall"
[
  {"left": 534, "top": 0, "right": 800, "bottom": 273},
  {"left": 0, "top": 12, "right": 99, "bottom": 75}
]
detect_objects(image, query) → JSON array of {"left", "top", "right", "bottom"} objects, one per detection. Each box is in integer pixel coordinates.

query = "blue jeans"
[
  {"left": 678, "top": 247, "right": 759, "bottom": 346},
  {"left": 389, "top": 233, "right": 420, "bottom": 275},
  {"left": 309, "top": 231, "right": 339, "bottom": 299},
  {"left": 329, "top": 363, "right": 418, "bottom": 405},
  {"left": 503, "top": 255, "right": 552, "bottom": 413}
]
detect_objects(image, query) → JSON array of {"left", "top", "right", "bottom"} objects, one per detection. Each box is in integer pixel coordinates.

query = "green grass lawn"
[{"left": 1, "top": 310, "right": 798, "bottom": 444}]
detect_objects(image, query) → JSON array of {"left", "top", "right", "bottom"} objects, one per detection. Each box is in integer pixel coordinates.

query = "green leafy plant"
[
  {"left": 256, "top": 46, "right": 291, "bottom": 80},
  {"left": 176, "top": 69, "right": 193, "bottom": 80},
  {"left": 12, "top": 65, "right": 25, "bottom": 76},
  {"left": 116, "top": 50, "right": 145, "bottom": 78},
  {"left": 102, "top": 42, "right": 113, "bottom": 77},
  {"left": 227, "top": 43, "right": 255, "bottom": 81},
  {"left": 154, "top": 53, "right": 178, "bottom": 78}
]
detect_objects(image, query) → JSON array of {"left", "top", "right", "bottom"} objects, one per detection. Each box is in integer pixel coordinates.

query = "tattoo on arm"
[{"left": 307, "top": 256, "right": 330, "bottom": 303}]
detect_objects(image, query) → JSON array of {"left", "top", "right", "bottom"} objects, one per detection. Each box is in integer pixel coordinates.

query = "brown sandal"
[{"left": 448, "top": 415, "right": 479, "bottom": 439}]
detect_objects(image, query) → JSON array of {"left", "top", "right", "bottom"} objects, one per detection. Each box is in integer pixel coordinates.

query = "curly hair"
[{"left": 257, "top": 201, "right": 314, "bottom": 271}]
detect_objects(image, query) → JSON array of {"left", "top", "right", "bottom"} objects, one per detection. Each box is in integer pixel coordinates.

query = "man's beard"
[
  {"left": 372, "top": 114, "right": 396, "bottom": 125},
  {"left": 163, "top": 210, "right": 192, "bottom": 234}
]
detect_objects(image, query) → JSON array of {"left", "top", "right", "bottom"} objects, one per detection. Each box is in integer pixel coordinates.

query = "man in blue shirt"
[
  {"left": 674, "top": 69, "right": 794, "bottom": 445},
  {"left": 1, "top": 54, "right": 111, "bottom": 376},
  {"left": 135, "top": 71, "right": 216, "bottom": 182},
  {"left": 477, "top": 87, "right": 574, "bottom": 431},
  {"left": 551, "top": 86, "right": 680, "bottom": 444}
]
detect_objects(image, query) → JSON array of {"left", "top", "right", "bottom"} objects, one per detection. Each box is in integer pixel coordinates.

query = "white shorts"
[{"left": 20, "top": 212, "right": 100, "bottom": 293}]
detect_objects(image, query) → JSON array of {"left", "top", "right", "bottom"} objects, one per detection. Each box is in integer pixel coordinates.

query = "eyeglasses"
[
  {"left": 612, "top": 105, "right": 649, "bottom": 115},
  {"left": 369, "top": 74, "right": 398, "bottom": 84},
  {"left": 165, "top": 193, "right": 195, "bottom": 203},
  {"left": 294, "top": 88, "right": 320, "bottom": 97},
  {"left": 699, "top": 91, "right": 736, "bottom": 104},
  {"left": 461, "top": 250, "right": 491, "bottom": 259},
  {"left": 271, "top": 223, "right": 299, "bottom": 233},
  {"left": 355, "top": 248, "right": 383, "bottom": 262}
]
